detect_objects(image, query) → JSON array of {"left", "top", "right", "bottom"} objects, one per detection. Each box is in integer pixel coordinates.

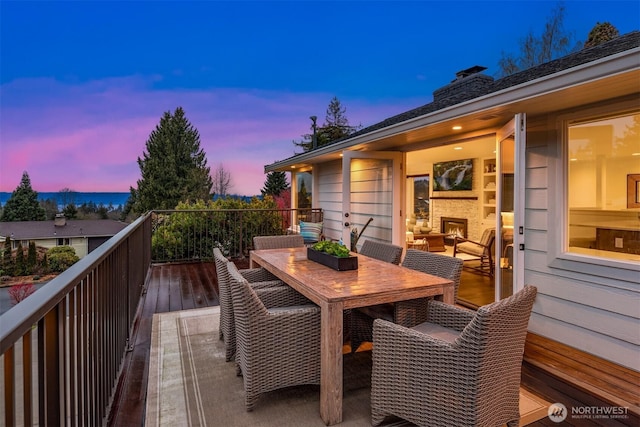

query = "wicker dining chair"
[
  {"left": 213, "top": 248, "right": 284, "bottom": 362},
  {"left": 371, "top": 285, "right": 537, "bottom": 427},
  {"left": 350, "top": 249, "right": 463, "bottom": 352},
  {"left": 359, "top": 240, "right": 404, "bottom": 265},
  {"left": 253, "top": 234, "right": 305, "bottom": 250},
  {"left": 227, "top": 261, "right": 321, "bottom": 411},
  {"left": 343, "top": 240, "right": 404, "bottom": 350}
]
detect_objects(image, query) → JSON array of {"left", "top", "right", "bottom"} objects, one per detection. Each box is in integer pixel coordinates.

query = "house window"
[
  {"left": 57, "top": 238, "right": 71, "bottom": 246},
  {"left": 296, "top": 171, "right": 312, "bottom": 210},
  {"left": 567, "top": 111, "right": 640, "bottom": 260},
  {"left": 11, "top": 240, "right": 30, "bottom": 250},
  {"left": 413, "top": 175, "right": 430, "bottom": 220}
]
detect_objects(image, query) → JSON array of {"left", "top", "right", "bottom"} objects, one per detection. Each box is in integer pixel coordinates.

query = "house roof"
[
  {"left": 266, "top": 31, "right": 640, "bottom": 171},
  {"left": 0, "top": 219, "right": 129, "bottom": 240}
]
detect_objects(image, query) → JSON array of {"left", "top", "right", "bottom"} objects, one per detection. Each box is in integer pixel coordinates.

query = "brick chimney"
[
  {"left": 54, "top": 213, "right": 66, "bottom": 227},
  {"left": 433, "top": 65, "right": 494, "bottom": 103}
]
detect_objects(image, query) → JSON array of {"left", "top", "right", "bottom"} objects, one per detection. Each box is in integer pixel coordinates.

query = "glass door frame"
[{"left": 495, "top": 114, "right": 526, "bottom": 301}]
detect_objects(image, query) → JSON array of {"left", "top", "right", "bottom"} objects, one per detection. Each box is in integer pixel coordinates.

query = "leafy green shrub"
[
  {"left": 47, "top": 246, "right": 79, "bottom": 272},
  {"left": 151, "top": 197, "right": 284, "bottom": 262}
]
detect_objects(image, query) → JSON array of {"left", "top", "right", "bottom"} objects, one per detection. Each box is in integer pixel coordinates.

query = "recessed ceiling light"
[
  {"left": 452, "top": 125, "right": 462, "bottom": 130},
  {"left": 570, "top": 158, "right": 578, "bottom": 162},
  {"left": 632, "top": 152, "right": 640, "bottom": 156},
  {"left": 453, "top": 146, "right": 462, "bottom": 150}
]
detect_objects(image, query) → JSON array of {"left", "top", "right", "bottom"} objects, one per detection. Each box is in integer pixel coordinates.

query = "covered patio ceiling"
[{"left": 268, "top": 51, "right": 639, "bottom": 172}]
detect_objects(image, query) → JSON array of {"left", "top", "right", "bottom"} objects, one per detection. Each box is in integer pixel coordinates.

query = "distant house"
[
  {"left": 265, "top": 32, "right": 640, "bottom": 370},
  {"left": 0, "top": 214, "right": 129, "bottom": 259}
]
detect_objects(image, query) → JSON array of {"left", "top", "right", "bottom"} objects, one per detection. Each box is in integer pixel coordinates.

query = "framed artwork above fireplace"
[{"left": 433, "top": 159, "right": 473, "bottom": 191}]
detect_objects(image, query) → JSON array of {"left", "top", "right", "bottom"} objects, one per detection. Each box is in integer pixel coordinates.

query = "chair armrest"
[
  {"left": 452, "top": 236, "right": 466, "bottom": 255},
  {"left": 424, "top": 300, "right": 475, "bottom": 332},
  {"left": 255, "top": 286, "right": 313, "bottom": 308},
  {"left": 240, "top": 267, "right": 278, "bottom": 282},
  {"left": 456, "top": 236, "right": 490, "bottom": 249}
]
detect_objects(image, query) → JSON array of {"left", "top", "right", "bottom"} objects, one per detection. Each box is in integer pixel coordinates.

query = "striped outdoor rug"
[{"left": 145, "top": 306, "right": 549, "bottom": 426}]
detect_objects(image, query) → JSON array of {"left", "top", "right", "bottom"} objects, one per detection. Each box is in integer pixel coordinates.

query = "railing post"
[{"left": 239, "top": 209, "right": 244, "bottom": 258}]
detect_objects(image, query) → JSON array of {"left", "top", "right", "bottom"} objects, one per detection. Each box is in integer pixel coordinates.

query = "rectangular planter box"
[{"left": 307, "top": 248, "right": 358, "bottom": 271}]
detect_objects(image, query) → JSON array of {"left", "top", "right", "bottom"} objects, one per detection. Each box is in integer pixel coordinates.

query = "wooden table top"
[{"left": 250, "top": 247, "right": 454, "bottom": 309}]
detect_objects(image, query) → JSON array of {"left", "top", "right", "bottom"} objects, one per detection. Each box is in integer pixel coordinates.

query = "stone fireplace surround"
[{"left": 431, "top": 198, "right": 483, "bottom": 242}]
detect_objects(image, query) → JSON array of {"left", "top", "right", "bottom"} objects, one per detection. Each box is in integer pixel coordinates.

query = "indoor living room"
[{"left": 405, "top": 134, "right": 503, "bottom": 308}]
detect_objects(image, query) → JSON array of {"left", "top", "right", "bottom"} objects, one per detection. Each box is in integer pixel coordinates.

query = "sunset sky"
[{"left": 2, "top": 1, "right": 638, "bottom": 196}]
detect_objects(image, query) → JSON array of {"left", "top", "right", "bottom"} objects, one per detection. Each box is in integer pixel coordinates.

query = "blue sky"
[{"left": 1, "top": 0, "right": 638, "bottom": 196}]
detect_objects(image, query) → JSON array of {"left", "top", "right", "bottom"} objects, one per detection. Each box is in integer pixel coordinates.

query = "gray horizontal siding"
[
  {"left": 524, "top": 115, "right": 640, "bottom": 370},
  {"left": 316, "top": 160, "right": 343, "bottom": 241}
]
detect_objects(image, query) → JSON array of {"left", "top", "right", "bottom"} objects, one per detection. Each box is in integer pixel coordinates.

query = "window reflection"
[
  {"left": 567, "top": 113, "right": 640, "bottom": 260},
  {"left": 296, "top": 172, "right": 312, "bottom": 209}
]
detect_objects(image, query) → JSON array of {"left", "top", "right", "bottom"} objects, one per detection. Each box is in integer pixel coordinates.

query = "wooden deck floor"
[
  {"left": 107, "top": 262, "right": 220, "bottom": 427},
  {"left": 107, "top": 261, "right": 630, "bottom": 427}
]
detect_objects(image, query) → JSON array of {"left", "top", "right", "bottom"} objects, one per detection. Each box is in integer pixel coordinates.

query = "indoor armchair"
[{"left": 453, "top": 227, "right": 496, "bottom": 277}]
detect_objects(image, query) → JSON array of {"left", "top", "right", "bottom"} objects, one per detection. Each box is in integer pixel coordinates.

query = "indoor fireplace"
[{"left": 441, "top": 217, "right": 468, "bottom": 245}]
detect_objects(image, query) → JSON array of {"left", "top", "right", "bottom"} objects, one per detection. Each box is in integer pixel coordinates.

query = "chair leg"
[{"left": 371, "top": 407, "right": 389, "bottom": 426}]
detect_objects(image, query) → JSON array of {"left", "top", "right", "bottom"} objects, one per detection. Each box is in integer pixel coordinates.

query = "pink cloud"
[{"left": 1, "top": 76, "right": 422, "bottom": 195}]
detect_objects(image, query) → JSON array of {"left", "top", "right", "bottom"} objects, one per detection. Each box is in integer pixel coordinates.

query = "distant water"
[
  {"left": 0, "top": 192, "right": 130, "bottom": 209},
  {"left": 0, "top": 192, "right": 259, "bottom": 209}
]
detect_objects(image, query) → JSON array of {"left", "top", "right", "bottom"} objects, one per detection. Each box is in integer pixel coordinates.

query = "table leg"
[
  {"left": 319, "top": 300, "right": 343, "bottom": 425},
  {"left": 442, "top": 284, "right": 455, "bottom": 304}
]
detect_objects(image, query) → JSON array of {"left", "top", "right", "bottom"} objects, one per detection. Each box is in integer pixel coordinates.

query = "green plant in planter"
[{"left": 312, "top": 241, "right": 350, "bottom": 258}]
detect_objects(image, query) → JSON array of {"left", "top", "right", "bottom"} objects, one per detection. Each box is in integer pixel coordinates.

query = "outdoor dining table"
[{"left": 249, "top": 247, "right": 455, "bottom": 425}]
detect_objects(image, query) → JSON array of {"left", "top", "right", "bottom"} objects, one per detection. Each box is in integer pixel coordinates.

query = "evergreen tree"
[
  {"left": 1, "top": 172, "right": 46, "bottom": 221},
  {"left": 317, "top": 97, "right": 361, "bottom": 145},
  {"left": 15, "top": 242, "right": 25, "bottom": 276},
  {"left": 97, "top": 204, "right": 109, "bottom": 219},
  {"left": 261, "top": 171, "right": 289, "bottom": 197},
  {"left": 2, "top": 235, "right": 13, "bottom": 275},
  {"left": 298, "top": 180, "right": 311, "bottom": 208},
  {"left": 293, "top": 97, "right": 361, "bottom": 153},
  {"left": 27, "top": 241, "right": 37, "bottom": 274},
  {"left": 63, "top": 203, "right": 78, "bottom": 219},
  {"left": 130, "top": 107, "right": 213, "bottom": 214},
  {"left": 584, "top": 22, "right": 619, "bottom": 48},
  {"left": 41, "top": 253, "right": 49, "bottom": 274}
]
